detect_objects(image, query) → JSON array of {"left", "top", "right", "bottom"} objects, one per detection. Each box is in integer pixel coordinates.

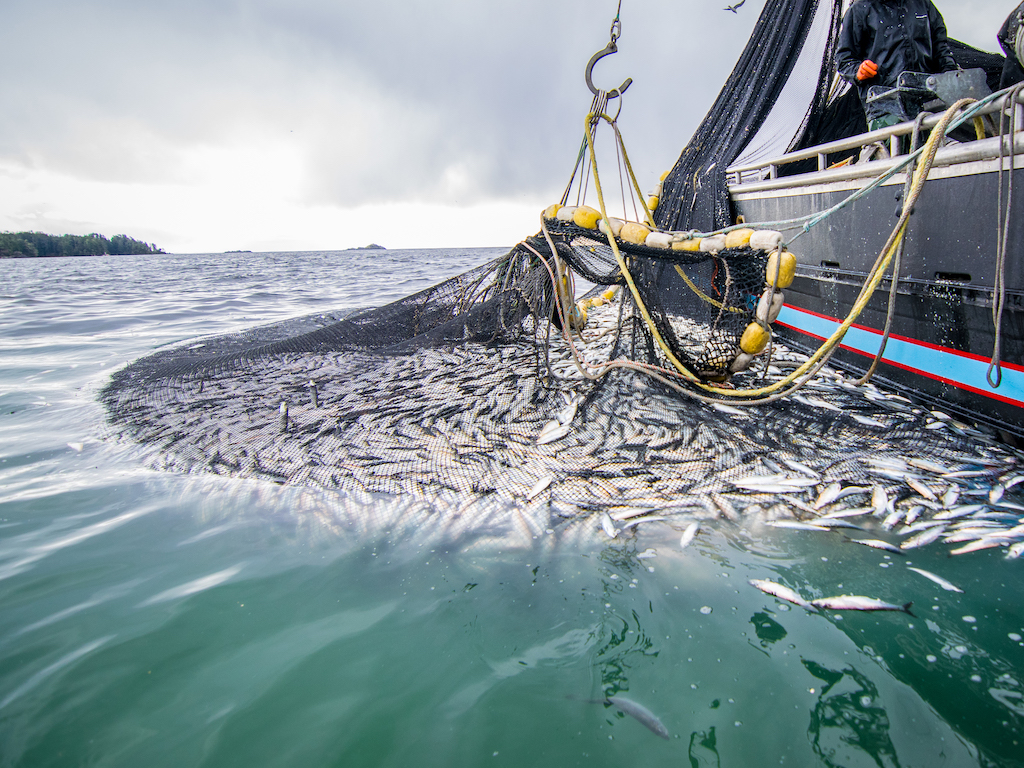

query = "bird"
[{"left": 724, "top": 0, "right": 746, "bottom": 11}]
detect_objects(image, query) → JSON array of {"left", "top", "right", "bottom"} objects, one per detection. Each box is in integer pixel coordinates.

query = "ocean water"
[{"left": 1, "top": 249, "right": 1022, "bottom": 767}]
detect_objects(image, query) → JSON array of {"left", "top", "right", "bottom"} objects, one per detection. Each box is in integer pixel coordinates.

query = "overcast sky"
[{"left": 0, "top": 0, "right": 1014, "bottom": 252}]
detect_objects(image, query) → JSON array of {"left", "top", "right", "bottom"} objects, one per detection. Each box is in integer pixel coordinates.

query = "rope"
[
  {"left": 988, "top": 82, "right": 1024, "bottom": 388},
  {"left": 697, "top": 89, "right": 1018, "bottom": 243},
  {"left": 583, "top": 111, "right": 701, "bottom": 381},
  {"left": 854, "top": 110, "right": 926, "bottom": 387},
  {"left": 673, "top": 265, "right": 746, "bottom": 314},
  {"left": 697, "top": 100, "right": 972, "bottom": 401},
  {"left": 550, "top": 96, "right": 976, "bottom": 406}
]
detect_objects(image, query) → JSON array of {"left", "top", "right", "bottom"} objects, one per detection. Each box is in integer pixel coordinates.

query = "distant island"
[
  {"left": 0, "top": 231, "right": 164, "bottom": 258},
  {"left": 346, "top": 243, "right": 386, "bottom": 251}
]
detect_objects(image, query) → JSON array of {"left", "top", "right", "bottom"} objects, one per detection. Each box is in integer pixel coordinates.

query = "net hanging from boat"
[{"left": 101, "top": 0, "right": 1024, "bottom": 551}]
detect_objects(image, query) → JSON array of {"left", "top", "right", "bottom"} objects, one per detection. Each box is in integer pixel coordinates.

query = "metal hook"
[{"left": 584, "top": 42, "right": 632, "bottom": 99}]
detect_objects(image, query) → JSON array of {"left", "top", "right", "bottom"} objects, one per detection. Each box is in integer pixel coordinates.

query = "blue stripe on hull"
[{"left": 776, "top": 305, "right": 1024, "bottom": 408}]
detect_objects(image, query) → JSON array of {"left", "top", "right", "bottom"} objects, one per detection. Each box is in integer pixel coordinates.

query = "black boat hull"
[{"left": 731, "top": 153, "right": 1024, "bottom": 437}]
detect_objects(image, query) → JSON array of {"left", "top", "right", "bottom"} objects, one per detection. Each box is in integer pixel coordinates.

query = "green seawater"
[{"left": 1, "top": 252, "right": 1022, "bottom": 767}]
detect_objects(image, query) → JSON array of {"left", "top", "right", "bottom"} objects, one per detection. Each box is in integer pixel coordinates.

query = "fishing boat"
[
  {"left": 728, "top": 96, "right": 1024, "bottom": 439},
  {"left": 653, "top": 0, "right": 1024, "bottom": 439}
]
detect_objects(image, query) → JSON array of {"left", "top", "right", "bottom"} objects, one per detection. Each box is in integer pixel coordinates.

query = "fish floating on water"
[
  {"left": 844, "top": 537, "right": 904, "bottom": 555},
  {"left": 810, "top": 595, "right": 914, "bottom": 615},
  {"left": 906, "top": 566, "right": 963, "bottom": 593},
  {"left": 606, "top": 696, "right": 671, "bottom": 740},
  {"left": 568, "top": 694, "right": 670, "bottom": 739},
  {"left": 748, "top": 579, "right": 814, "bottom": 610},
  {"left": 679, "top": 521, "right": 700, "bottom": 550},
  {"left": 749, "top": 580, "right": 914, "bottom": 616}
]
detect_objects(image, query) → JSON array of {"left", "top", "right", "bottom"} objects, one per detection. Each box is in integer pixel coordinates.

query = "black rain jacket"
[
  {"left": 837, "top": 0, "right": 957, "bottom": 99},
  {"left": 998, "top": 1, "right": 1024, "bottom": 87}
]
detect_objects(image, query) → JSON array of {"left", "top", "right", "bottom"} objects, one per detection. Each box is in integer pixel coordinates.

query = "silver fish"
[
  {"left": 934, "top": 504, "right": 986, "bottom": 520},
  {"left": 748, "top": 579, "right": 814, "bottom": 609},
  {"left": 995, "top": 501, "right": 1024, "bottom": 513},
  {"left": 710, "top": 492, "right": 740, "bottom": 521},
  {"left": 869, "top": 457, "right": 910, "bottom": 472},
  {"left": 900, "top": 525, "right": 946, "bottom": 550},
  {"left": 793, "top": 394, "right": 842, "bottom": 412},
  {"left": 679, "top": 521, "right": 700, "bottom": 550},
  {"left": 942, "top": 485, "right": 960, "bottom": 508},
  {"left": 901, "top": 520, "right": 946, "bottom": 534},
  {"left": 811, "top": 595, "right": 913, "bottom": 614},
  {"left": 950, "top": 537, "right": 1010, "bottom": 555},
  {"left": 606, "top": 696, "right": 670, "bottom": 740},
  {"left": 810, "top": 519, "right": 865, "bottom": 531},
  {"left": 882, "top": 508, "right": 905, "bottom": 530},
  {"left": 908, "top": 458, "right": 952, "bottom": 475},
  {"left": 767, "top": 520, "right": 832, "bottom": 532},
  {"left": 537, "top": 421, "right": 571, "bottom": 445},
  {"left": 600, "top": 513, "right": 618, "bottom": 539},
  {"left": 851, "top": 414, "right": 887, "bottom": 428},
  {"left": 814, "top": 482, "right": 842, "bottom": 510},
  {"left": 733, "top": 475, "right": 819, "bottom": 492},
  {"left": 817, "top": 507, "right": 871, "bottom": 520},
  {"left": 782, "top": 458, "right": 820, "bottom": 480},
  {"left": 846, "top": 538, "right": 904, "bottom": 554},
  {"left": 1003, "top": 474, "right": 1024, "bottom": 491},
  {"left": 906, "top": 477, "right": 937, "bottom": 502},
  {"left": 555, "top": 401, "right": 578, "bottom": 425},
  {"left": 527, "top": 475, "right": 553, "bottom": 500},
  {"left": 906, "top": 567, "right": 963, "bottom": 593},
  {"left": 619, "top": 515, "right": 666, "bottom": 532},
  {"left": 711, "top": 402, "right": 748, "bottom": 418},
  {"left": 871, "top": 486, "right": 888, "bottom": 516},
  {"left": 942, "top": 469, "right": 994, "bottom": 480},
  {"left": 816, "top": 484, "right": 870, "bottom": 509}
]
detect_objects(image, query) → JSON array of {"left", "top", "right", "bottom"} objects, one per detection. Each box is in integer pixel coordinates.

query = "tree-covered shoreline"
[{"left": 0, "top": 231, "right": 164, "bottom": 258}]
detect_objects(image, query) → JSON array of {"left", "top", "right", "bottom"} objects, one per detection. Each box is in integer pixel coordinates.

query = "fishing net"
[
  {"left": 102, "top": 0, "right": 1023, "bottom": 551},
  {"left": 100, "top": 229, "right": 1019, "bottom": 539}
]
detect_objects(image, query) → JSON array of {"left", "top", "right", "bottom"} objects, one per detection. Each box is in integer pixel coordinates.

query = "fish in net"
[
  {"left": 100, "top": 230, "right": 1024, "bottom": 556},
  {"left": 101, "top": 0, "right": 1024, "bottom": 555}
]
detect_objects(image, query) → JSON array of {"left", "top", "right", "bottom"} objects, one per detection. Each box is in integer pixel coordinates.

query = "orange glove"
[{"left": 857, "top": 60, "right": 878, "bottom": 81}]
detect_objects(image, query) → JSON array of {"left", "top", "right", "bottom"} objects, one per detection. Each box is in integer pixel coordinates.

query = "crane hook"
[{"left": 584, "top": 42, "right": 632, "bottom": 99}]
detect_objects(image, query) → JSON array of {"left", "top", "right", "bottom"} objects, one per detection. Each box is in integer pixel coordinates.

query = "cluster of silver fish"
[{"left": 102, "top": 294, "right": 1024, "bottom": 555}]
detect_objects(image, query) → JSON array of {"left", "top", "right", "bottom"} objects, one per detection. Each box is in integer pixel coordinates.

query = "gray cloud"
[{"left": 0, "top": 0, "right": 1013, "bottom": 213}]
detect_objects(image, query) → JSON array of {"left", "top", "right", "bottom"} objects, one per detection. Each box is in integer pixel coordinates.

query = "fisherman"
[
  {"left": 998, "top": 1, "right": 1024, "bottom": 87},
  {"left": 836, "top": 0, "right": 958, "bottom": 131}
]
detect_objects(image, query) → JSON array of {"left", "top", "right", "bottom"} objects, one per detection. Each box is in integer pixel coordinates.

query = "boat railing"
[{"left": 727, "top": 88, "right": 1024, "bottom": 188}]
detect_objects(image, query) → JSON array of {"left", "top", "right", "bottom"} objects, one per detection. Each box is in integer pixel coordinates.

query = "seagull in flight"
[{"left": 724, "top": 0, "right": 746, "bottom": 11}]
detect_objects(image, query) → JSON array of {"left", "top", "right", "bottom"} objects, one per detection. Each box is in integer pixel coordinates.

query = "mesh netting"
[
  {"left": 101, "top": 230, "right": 1019, "bottom": 549},
  {"left": 101, "top": 0, "right": 1023, "bottom": 551}
]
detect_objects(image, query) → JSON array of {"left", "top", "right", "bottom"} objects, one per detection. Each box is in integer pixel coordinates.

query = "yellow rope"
[
  {"left": 699, "top": 99, "right": 967, "bottom": 398},
  {"left": 674, "top": 264, "right": 746, "bottom": 314},
  {"left": 584, "top": 112, "right": 699, "bottom": 381},
  {"left": 580, "top": 100, "right": 966, "bottom": 399}
]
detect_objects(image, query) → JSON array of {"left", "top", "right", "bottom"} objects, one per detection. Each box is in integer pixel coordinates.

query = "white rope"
[{"left": 988, "top": 82, "right": 1024, "bottom": 388}]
